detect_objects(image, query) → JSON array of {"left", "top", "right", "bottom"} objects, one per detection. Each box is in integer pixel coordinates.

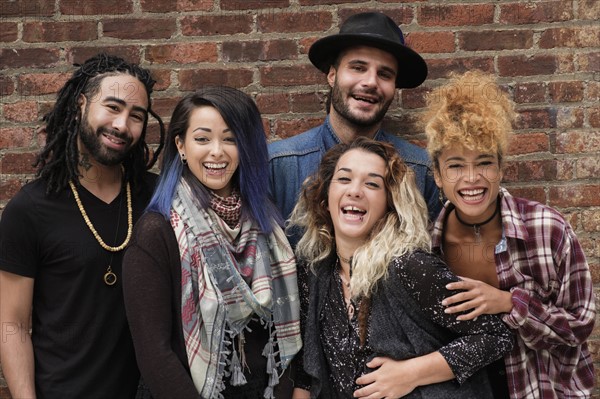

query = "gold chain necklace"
[{"left": 68, "top": 179, "right": 132, "bottom": 286}]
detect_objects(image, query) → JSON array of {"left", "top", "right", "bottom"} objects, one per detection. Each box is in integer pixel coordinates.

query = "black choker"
[{"left": 454, "top": 200, "right": 500, "bottom": 243}]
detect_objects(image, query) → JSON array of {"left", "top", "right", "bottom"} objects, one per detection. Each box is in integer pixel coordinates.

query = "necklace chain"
[{"left": 69, "top": 180, "right": 133, "bottom": 252}]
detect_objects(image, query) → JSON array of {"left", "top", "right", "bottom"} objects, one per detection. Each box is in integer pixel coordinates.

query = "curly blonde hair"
[
  {"left": 422, "top": 70, "right": 516, "bottom": 170},
  {"left": 289, "top": 137, "right": 431, "bottom": 298}
]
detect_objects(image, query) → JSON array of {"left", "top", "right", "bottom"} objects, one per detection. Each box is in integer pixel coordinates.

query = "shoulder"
[
  {"left": 134, "top": 211, "right": 172, "bottom": 235},
  {"left": 378, "top": 131, "right": 431, "bottom": 167},
  {"left": 268, "top": 127, "right": 323, "bottom": 161},
  {"left": 2, "top": 179, "right": 50, "bottom": 215},
  {"left": 501, "top": 188, "right": 570, "bottom": 236}
]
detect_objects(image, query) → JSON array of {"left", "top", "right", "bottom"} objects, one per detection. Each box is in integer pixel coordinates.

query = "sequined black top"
[{"left": 296, "top": 250, "right": 514, "bottom": 398}]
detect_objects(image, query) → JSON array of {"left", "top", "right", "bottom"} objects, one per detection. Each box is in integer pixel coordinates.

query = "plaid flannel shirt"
[{"left": 432, "top": 187, "right": 595, "bottom": 398}]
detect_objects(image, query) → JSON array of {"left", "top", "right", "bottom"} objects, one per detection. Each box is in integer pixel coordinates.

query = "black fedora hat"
[{"left": 309, "top": 12, "right": 427, "bottom": 89}]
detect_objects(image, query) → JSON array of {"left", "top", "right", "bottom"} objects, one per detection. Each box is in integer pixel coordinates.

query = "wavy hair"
[
  {"left": 146, "top": 86, "right": 281, "bottom": 234},
  {"left": 35, "top": 53, "right": 165, "bottom": 194},
  {"left": 422, "top": 70, "right": 516, "bottom": 171},
  {"left": 290, "top": 137, "right": 431, "bottom": 298}
]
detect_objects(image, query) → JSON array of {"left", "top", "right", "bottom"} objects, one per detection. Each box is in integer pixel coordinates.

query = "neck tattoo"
[
  {"left": 69, "top": 175, "right": 132, "bottom": 286},
  {"left": 454, "top": 200, "right": 500, "bottom": 243}
]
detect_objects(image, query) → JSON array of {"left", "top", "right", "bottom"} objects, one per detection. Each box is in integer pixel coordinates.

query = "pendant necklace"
[
  {"left": 69, "top": 177, "right": 132, "bottom": 286},
  {"left": 454, "top": 200, "right": 500, "bottom": 243},
  {"left": 336, "top": 257, "right": 355, "bottom": 319}
]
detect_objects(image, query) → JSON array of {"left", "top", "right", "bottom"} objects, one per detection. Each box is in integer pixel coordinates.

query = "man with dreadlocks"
[{"left": 0, "top": 53, "right": 164, "bottom": 399}]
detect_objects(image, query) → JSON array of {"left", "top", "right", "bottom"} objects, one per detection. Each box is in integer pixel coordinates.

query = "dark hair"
[
  {"left": 147, "top": 86, "right": 281, "bottom": 233},
  {"left": 35, "top": 53, "right": 165, "bottom": 194}
]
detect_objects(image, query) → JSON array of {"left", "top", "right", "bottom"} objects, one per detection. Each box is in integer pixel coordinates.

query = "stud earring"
[{"left": 180, "top": 154, "right": 187, "bottom": 165}]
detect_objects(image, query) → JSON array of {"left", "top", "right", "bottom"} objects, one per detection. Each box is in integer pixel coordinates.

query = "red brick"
[
  {"left": 589, "top": 108, "right": 600, "bottom": 128},
  {"left": 540, "top": 27, "right": 600, "bottom": 49},
  {"left": 339, "top": 8, "right": 413, "bottom": 26},
  {"left": 103, "top": 18, "right": 175, "bottom": 40},
  {"left": 550, "top": 185, "right": 600, "bottom": 207},
  {"left": 273, "top": 117, "right": 323, "bottom": 139},
  {"left": 0, "top": 0, "right": 53, "bottom": 17},
  {"left": 38, "top": 101, "right": 54, "bottom": 120},
  {"left": 146, "top": 43, "right": 217, "bottom": 64},
  {"left": 508, "top": 132, "right": 549, "bottom": 155},
  {"left": 0, "top": 22, "right": 18, "bottom": 42},
  {"left": 500, "top": 1, "right": 574, "bottom": 24},
  {"left": 141, "top": 0, "right": 212, "bottom": 13},
  {"left": 556, "top": 131, "right": 600, "bottom": 154},
  {"left": 0, "top": 48, "right": 60, "bottom": 69},
  {"left": 498, "top": 55, "right": 558, "bottom": 77},
  {"left": 258, "top": 11, "right": 332, "bottom": 33},
  {"left": 221, "top": 0, "right": 289, "bottom": 9},
  {"left": 576, "top": 156, "right": 600, "bottom": 179},
  {"left": 145, "top": 123, "right": 164, "bottom": 146},
  {"left": 151, "top": 96, "right": 181, "bottom": 120},
  {"left": 580, "top": 0, "right": 600, "bottom": 20},
  {"left": 0, "top": 127, "right": 35, "bottom": 149},
  {"left": 299, "top": 37, "right": 318, "bottom": 55},
  {"left": 401, "top": 86, "right": 430, "bottom": 109},
  {"left": 0, "top": 178, "right": 23, "bottom": 201},
  {"left": 181, "top": 15, "right": 253, "bottom": 36},
  {"left": 150, "top": 69, "right": 172, "bottom": 91},
  {"left": 290, "top": 91, "right": 327, "bottom": 113},
  {"left": 506, "top": 186, "right": 546, "bottom": 204},
  {"left": 23, "top": 21, "right": 97, "bottom": 42},
  {"left": 578, "top": 52, "right": 599, "bottom": 73},
  {"left": 589, "top": 82, "right": 600, "bottom": 102},
  {"left": 60, "top": 0, "right": 133, "bottom": 15},
  {"left": 0, "top": 76, "right": 14, "bottom": 96},
  {"left": 178, "top": 69, "right": 254, "bottom": 91},
  {"left": 299, "top": 0, "right": 363, "bottom": 5},
  {"left": 0, "top": 152, "right": 37, "bottom": 174},
  {"left": 3, "top": 101, "right": 38, "bottom": 123},
  {"left": 557, "top": 108, "right": 585, "bottom": 129},
  {"left": 66, "top": 46, "right": 140, "bottom": 66},
  {"left": 425, "top": 57, "right": 494, "bottom": 80},
  {"left": 556, "top": 158, "right": 575, "bottom": 181},
  {"left": 581, "top": 209, "right": 600, "bottom": 233},
  {"left": 513, "top": 82, "right": 546, "bottom": 104},
  {"left": 405, "top": 32, "right": 455, "bottom": 54},
  {"left": 517, "top": 160, "right": 557, "bottom": 181},
  {"left": 16, "top": 73, "right": 70, "bottom": 96},
  {"left": 225, "top": 40, "right": 298, "bottom": 63},
  {"left": 260, "top": 64, "right": 324, "bottom": 87},
  {"left": 516, "top": 108, "right": 556, "bottom": 130},
  {"left": 458, "top": 30, "right": 533, "bottom": 51},
  {"left": 255, "top": 92, "right": 290, "bottom": 114},
  {"left": 418, "top": 4, "right": 494, "bottom": 27}
]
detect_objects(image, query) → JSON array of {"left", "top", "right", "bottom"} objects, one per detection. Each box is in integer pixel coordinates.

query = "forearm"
[
  {"left": 0, "top": 324, "right": 36, "bottom": 399},
  {"left": 408, "top": 352, "right": 455, "bottom": 388}
]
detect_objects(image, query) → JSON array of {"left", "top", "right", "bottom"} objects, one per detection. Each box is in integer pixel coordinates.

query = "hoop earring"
[{"left": 180, "top": 154, "right": 187, "bottom": 165}]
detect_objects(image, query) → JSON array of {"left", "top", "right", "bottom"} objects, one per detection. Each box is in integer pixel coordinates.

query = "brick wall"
[{"left": 1, "top": 0, "right": 598, "bottom": 397}]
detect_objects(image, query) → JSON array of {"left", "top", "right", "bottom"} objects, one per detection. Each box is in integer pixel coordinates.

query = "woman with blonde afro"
[{"left": 425, "top": 71, "right": 595, "bottom": 398}]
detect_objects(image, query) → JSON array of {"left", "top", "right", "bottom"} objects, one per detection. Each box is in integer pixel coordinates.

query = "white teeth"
[
  {"left": 460, "top": 189, "right": 484, "bottom": 196},
  {"left": 342, "top": 206, "right": 366, "bottom": 213},
  {"left": 104, "top": 134, "right": 125, "bottom": 144},
  {"left": 354, "top": 96, "right": 376, "bottom": 104},
  {"left": 204, "top": 163, "right": 226, "bottom": 169}
]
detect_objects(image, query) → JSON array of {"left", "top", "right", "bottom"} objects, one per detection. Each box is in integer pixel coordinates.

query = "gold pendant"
[{"left": 104, "top": 265, "right": 117, "bottom": 286}]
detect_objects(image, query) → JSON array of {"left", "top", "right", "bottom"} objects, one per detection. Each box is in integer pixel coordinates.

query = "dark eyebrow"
[
  {"left": 347, "top": 59, "right": 396, "bottom": 77},
  {"left": 104, "top": 96, "right": 148, "bottom": 115},
  {"left": 191, "top": 127, "right": 232, "bottom": 134},
  {"left": 336, "top": 167, "right": 384, "bottom": 181},
  {"left": 444, "top": 154, "right": 495, "bottom": 163}
]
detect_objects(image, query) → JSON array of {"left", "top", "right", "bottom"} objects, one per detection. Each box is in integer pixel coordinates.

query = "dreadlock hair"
[{"left": 35, "top": 53, "right": 165, "bottom": 194}]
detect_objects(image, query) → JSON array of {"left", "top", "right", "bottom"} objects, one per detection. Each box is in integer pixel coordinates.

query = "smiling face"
[
  {"left": 328, "top": 148, "right": 389, "bottom": 247},
  {"left": 175, "top": 105, "right": 239, "bottom": 197},
  {"left": 434, "top": 145, "right": 503, "bottom": 223},
  {"left": 327, "top": 46, "right": 397, "bottom": 129},
  {"left": 78, "top": 74, "right": 148, "bottom": 166}
]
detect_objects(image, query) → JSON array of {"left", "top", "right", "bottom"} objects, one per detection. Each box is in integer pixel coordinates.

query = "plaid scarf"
[{"left": 171, "top": 178, "right": 301, "bottom": 399}]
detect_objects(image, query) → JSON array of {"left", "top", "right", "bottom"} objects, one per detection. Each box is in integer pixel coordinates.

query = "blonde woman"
[
  {"left": 289, "top": 137, "right": 513, "bottom": 399},
  {"left": 424, "top": 71, "right": 595, "bottom": 398}
]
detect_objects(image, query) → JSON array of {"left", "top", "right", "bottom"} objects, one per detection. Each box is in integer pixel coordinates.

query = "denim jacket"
[{"left": 268, "top": 116, "right": 441, "bottom": 245}]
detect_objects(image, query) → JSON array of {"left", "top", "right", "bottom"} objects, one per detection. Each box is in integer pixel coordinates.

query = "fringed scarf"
[{"left": 171, "top": 178, "right": 301, "bottom": 399}]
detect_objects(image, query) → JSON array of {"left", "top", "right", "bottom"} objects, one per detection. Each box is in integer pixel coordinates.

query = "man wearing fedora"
[{"left": 268, "top": 12, "right": 440, "bottom": 245}]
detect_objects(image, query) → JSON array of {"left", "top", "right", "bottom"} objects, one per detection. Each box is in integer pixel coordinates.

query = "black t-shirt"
[{"left": 0, "top": 173, "right": 156, "bottom": 399}]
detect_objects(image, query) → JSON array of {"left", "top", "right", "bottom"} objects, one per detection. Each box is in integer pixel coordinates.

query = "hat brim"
[{"left": 309, "top": 33, "right": 428, "bottom": 89}]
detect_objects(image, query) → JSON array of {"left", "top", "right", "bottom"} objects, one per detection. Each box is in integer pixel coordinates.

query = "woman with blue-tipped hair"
[{"left": 123, "top": 87, "right": 301, "bottom": 399}]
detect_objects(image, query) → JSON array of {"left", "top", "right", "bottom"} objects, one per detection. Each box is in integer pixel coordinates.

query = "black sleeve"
[
  {"left": 290, "top": 258, "right": 312, "bottom": 390},
  {"left": 391, "top": 251, "right": 514, "bottom": 384},
  {"left": 122, "top": 212, "right": 201, "bottom": 399}
]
